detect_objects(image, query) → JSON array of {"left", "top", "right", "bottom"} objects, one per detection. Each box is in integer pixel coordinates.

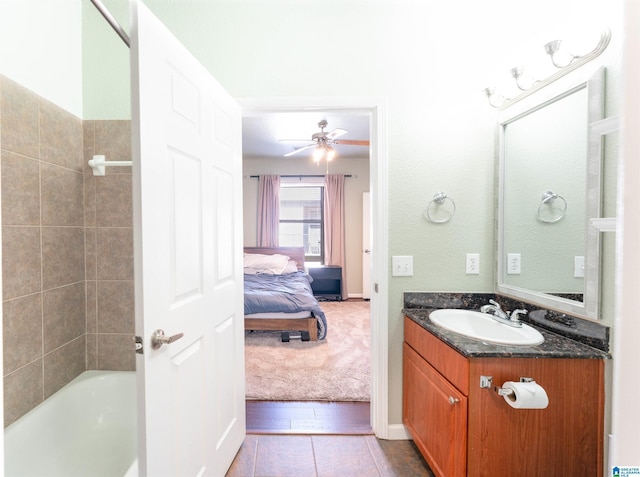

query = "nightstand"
[{"left": 308, "top": 265, "right": 342, "bottom": 301}]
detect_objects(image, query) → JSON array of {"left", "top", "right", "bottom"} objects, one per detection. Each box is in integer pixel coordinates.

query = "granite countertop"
[{"left": 404, "top": 308, "right": 610, "bottom": 359}]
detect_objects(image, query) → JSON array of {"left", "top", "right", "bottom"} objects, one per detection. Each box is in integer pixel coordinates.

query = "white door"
[
  {"left": 362, "top": 192, "right": 371, "bottom": 300},
  {"left": 130, "top": 2, "right": 245, "bottom": 476}
]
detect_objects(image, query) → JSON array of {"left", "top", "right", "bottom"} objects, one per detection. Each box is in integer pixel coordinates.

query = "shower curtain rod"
[{"left": 90, "top": 0, "right": 130, "bottom": 48}]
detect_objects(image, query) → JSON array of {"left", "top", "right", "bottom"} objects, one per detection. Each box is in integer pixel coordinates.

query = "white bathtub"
[{"left": 4, "top": 370, "right": 138, "bottom": 477}]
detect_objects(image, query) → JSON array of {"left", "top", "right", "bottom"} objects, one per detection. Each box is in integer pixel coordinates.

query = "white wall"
[
  {"left": 243, "top": 157, "right": 370, "bottom": 297},
  {"left": 0, "top": 0, "right": 83, "bottom": 117},
  {"left": 612, "top": 0, "right": 640, "bottom": 465}
]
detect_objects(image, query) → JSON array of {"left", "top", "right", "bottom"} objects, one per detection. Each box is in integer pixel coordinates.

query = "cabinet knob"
[{"left": 448, "top": 396, "right": 460, "bottom": 405}]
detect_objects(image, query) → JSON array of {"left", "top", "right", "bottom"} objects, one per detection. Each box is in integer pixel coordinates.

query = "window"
[{"left": 279, "top": 186, "right": 324, "bottom": 262}]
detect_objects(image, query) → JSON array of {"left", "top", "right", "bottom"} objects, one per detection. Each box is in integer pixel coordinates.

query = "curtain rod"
[
  {"left": 249, "top": 174, "right": 352, "bottom": 179},
  {"left": 90, "top": 0, "right": 130, "bottom": 48}
]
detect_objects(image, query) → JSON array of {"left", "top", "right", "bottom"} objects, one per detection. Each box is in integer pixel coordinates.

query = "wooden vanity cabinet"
[
  {"left": 403, "top": 317, "right": 605, "bottom": 477},
  {"left": 403, "top": 343, "right": 468, "bottom": 476}
]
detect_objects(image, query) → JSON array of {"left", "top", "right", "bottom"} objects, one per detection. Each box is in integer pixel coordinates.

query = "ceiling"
[{"left": 241, "top": 111, "right": 371, "bottom": 160}]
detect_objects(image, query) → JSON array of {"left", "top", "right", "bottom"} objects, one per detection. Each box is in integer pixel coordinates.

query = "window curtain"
[
  {"left": 323, "top": 174, "right": 348, "bottom": 299},
  {"left": 257, "top": 175, "right": 280, "bottom": 247}
]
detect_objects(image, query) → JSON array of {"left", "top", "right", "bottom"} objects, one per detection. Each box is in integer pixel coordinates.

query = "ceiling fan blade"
[
  {"left": 284, "top": 144, "right": 315, "bottom": 157},
  {"left": 279, "top": 139, "right": 314, "bottom": 144},
  {"left": 325, "top": 128, "right": 348, "bottom": 140},
  {"left": 333, "top": 139, "right": 370, "bottom": 146}
]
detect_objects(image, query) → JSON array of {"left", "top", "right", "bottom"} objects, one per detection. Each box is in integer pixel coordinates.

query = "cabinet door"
[{"left": 403, "top": 343, "right": 467, "bottom": 477}]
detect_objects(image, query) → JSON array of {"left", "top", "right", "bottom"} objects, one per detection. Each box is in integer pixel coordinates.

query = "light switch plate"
[{"left": 392, "top": 256, "right": 413, "bottom": 276}]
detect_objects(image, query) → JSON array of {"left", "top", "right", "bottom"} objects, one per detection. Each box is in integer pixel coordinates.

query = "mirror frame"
[{"left": 496, "top": 67, "right": 605, "bottom": 319}]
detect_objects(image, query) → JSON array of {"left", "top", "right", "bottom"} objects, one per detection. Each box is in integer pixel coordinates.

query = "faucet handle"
[
  {"left": 488, "top": 299, "right": 502, "bottom": 309},
  {"left": 510, "top": 309, "right": 528, "bottom": 321}
]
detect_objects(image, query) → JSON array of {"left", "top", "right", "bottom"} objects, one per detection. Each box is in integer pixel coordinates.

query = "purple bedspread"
[{"left": 244, "top": 271, "right": 327, "bottom": 339}]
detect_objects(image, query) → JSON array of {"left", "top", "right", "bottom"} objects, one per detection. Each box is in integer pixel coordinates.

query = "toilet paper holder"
[{"left": 479, "top": 375, "right": 534, "bottom": 396}]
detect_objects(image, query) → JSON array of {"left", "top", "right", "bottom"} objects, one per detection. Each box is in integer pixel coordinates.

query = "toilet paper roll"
[{"left": 502, "top": 381, "right": 549, "bottom": 409}]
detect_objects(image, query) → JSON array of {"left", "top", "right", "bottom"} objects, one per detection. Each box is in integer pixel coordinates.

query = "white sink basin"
[{"left": 429, "top": 309, "right": 544, "bottom": 346}]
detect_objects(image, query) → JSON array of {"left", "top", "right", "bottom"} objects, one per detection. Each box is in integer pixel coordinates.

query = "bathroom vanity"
[{"left": 403, "top": 309, "right": 608, "bottom": 477}]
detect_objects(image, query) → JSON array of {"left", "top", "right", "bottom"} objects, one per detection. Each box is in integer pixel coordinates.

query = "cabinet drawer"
[{"left": 404, "top": 317, "right": 469, "bottom": 395}]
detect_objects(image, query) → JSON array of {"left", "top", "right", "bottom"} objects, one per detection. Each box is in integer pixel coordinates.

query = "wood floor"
[{"left": 246, "top": 400, "right": 373, "bottom": 435}]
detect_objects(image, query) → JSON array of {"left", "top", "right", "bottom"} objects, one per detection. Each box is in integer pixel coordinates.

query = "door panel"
[{"left": 130, "top": 2, "right": 245, "bottom": 475}]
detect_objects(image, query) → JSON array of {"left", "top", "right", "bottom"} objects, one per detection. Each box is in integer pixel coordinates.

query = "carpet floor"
[{"left": 245, "top": 300, "right": 371, "bottom": 401}]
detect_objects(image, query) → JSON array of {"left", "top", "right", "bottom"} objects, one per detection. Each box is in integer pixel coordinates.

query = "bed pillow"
[
  {"left": 281, "top": 260, "right": 299, "bottom": 274},
  {"left": 243, "top": 253, "right": 291, "bottom": 274}
]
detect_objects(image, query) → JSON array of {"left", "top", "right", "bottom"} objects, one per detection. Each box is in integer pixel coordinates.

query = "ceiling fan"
[{"left": 282, "top": 120, "right": 370, "bottom": 158}]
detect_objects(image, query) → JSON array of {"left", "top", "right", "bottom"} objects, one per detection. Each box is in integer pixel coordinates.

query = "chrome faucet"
[
  {"left": 480, "top": 299, "right": 525, "bottom": 328},
  {"left": 510, "top": 309, "right": 528, "bottom": 322},
  {"left": 480, "top": 299, "right": 509, "bottom": 319}
]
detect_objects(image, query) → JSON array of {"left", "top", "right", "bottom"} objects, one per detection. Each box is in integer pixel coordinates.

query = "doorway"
[{"left": 239, "top": 97, "right": 389, "bottom": 437}]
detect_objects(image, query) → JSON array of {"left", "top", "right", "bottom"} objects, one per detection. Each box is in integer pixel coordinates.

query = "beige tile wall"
[
  {"left": 1, "top": 76, "right": 135, "bottom": 427},
  {"left": 83, "top": 120, "right": 135, "bottom": 371}
]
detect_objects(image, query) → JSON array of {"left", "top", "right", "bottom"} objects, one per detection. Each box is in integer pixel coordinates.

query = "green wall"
[
  {"left": 1, "top": 0, "right": 623, "bottom": 429},
  {"left": 79, "top": 0, "right": 627, "bottom": 427}
]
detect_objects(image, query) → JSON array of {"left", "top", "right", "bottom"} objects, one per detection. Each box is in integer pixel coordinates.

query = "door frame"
[{"left": 239, "top": 96, "right": 390, "bottom": 438}]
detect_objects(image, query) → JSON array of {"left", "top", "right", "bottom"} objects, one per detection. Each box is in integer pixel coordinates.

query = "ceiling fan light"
[
  {"left": 312, "top": 146, "right": 324, "bottom": 162},
  {"left": 326, "top": 146, "right": 337, "bottom": 161}
]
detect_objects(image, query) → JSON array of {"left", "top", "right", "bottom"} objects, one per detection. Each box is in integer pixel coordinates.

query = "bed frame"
[{"left": 243, "top": 246, "right": 318, "bottom": 341}]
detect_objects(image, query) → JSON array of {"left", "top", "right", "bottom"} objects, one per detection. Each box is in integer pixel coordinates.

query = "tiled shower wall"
[
  {"left": 83, "top": 120, "right": 135, "bottom": 371},
  {"left": 1, "top": 75, "right": 134, "bottom": 427}
]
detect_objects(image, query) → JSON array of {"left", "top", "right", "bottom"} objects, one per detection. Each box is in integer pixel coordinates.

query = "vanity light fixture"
[
  {"left": 510, "top": 66, "right": 538, "bottom": 91},
  {"left": 544, "top": 40, "right": 579, "bottom": 68},
  {"left": 483, "top": 87, "right": 506, "bottom": 108},
  {"left": 484, "top": 28, "right": 611, "bottom": 109}
]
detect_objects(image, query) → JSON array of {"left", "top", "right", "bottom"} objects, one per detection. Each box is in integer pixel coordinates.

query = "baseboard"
[
  {"left": 347, "top": 293, "right": 363, "bottom": 299},
  {"left": 386, "top": 423, "right": 412, "bottom": 440}
]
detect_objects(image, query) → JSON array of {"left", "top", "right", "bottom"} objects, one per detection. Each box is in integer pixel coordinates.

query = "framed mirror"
[{"left": 496, "top": 67, "right": 605, "bottom": 319}]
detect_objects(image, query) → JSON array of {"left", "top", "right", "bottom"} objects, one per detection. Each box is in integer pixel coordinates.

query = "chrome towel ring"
[
  {"left": 536, "top": 191, "right": 567, "bottom": 223},
  {"left": 425, "top": 192, "right": 456, "bottom": 224}
]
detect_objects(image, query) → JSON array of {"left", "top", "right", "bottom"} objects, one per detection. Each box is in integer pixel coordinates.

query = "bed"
[{"left": 243, "top": 246, "right": 327, "bottom": 341}]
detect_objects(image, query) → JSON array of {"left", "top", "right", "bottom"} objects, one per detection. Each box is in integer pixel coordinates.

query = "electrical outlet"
[
  {"left": 574, "top": 256, "right": 585, "bottom": 278},
  {"left": 466, "top": 253, "right": 480, "bottom": 275},
  {"left": 392, "top": 256, "right": 413, "bottom": 276},
  {"left": 507, "top": 253, "right": 521, "bottom": 274}
]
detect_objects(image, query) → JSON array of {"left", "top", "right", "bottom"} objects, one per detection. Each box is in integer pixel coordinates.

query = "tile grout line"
[
  {"left": 364, "top": 435, "right": 383, "bottom": 477},
  {"left": 310, "top": 435, "right": 320, "bottom": 477},
  {"left": 251, "top": 435, "right": 259, "bottom": 477}
]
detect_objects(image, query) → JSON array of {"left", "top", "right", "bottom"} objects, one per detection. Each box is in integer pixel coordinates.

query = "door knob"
[
  {"left": 364, "top": 249, "right": 371, "bottom": 253},
  {"left": 448, "top": 396, "right": 460, "bottom": 405},
  {"left": 151, "top": 329, "right": 185, "bottom": 350}
]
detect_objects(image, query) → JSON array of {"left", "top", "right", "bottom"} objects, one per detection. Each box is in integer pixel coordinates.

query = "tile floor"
[{"left": 225, "top": 434, "right": 435, "bottom": 477}]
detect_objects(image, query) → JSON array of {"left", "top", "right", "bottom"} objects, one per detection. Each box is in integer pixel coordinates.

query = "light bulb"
[{"left": 312, "top": 146, "right": 324, "bottom": 163}]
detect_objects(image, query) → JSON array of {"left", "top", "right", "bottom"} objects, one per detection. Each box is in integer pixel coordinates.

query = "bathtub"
[{"left": 4, "top": 370, "right": 138, "bottom": 477}]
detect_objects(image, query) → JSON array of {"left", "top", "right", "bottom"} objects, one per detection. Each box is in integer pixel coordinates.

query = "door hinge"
[{"left": 134, "top": 335, "right": 144, "bottom": 354}]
